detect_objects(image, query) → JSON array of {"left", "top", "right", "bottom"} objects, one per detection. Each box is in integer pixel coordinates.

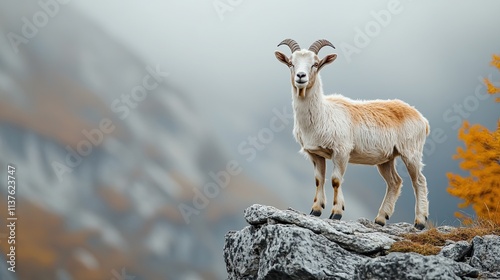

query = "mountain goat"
[{"left": 275, "top": 39, "right": 430, "bottom": 229}]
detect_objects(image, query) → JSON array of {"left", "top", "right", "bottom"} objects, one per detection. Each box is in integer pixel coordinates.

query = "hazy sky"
[
  {"left": 74, "top": 0, "right": 500, "bottom": 140},
  {"left": 74, "top": 0, "right": 500, "bottom": 223}
]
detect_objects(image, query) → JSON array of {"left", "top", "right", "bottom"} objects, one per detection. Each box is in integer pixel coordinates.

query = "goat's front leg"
[
  {"left": 306, "top": 151, "right": 326, "bottom": 217},
  {"left": 329, "top": 154, "right": 348, "bottom": 220},
  {"left": 374, "top": 158, "right": 403, "bottom": 226}
]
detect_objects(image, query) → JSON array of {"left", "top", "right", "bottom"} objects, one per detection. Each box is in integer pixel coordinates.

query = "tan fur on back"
[{"left": 325, "top": 95, "right": 422, "bottom": 129}]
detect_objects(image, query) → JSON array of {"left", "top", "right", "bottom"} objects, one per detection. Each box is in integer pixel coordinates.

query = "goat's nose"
[{"left": 296, "top": 72, "right": 306, "bottom": 79}]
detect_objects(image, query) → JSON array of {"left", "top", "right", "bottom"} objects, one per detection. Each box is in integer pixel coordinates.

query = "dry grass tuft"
[
  {"left": 390, "top": 240, "right": 441, "bottom": 255},
  {"left": 389, "top": 219, "right": 500, "bottom": 256}
]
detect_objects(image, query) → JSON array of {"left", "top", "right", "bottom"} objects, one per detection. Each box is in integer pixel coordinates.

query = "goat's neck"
[{"left": 292, "top": 75, "right": 324, "bottom": 117}]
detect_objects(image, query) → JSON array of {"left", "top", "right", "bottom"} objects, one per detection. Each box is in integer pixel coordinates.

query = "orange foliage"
[
  {"left": 485, "top": 54, "right": 500, "bottom": 102},
  {"left": 447, "top": 54, "right": 500, "bottom": 224}
]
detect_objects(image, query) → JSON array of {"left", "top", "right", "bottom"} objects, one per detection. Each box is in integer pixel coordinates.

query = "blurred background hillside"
[{"left": 0, "top": 1, "right": 499, "bottom": 279}]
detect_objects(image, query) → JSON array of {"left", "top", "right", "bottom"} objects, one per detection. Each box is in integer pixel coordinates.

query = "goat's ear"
[
  {"left": 318, "top": 54, "right": 337, "bottom": 70},
  {"left": 275, "top": 51, "right": 291, "bottom": 66}
]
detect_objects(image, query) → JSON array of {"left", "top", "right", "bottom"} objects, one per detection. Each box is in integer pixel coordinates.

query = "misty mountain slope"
[{"left": 0, "top": 2, "right": 282, "bottom": 279}]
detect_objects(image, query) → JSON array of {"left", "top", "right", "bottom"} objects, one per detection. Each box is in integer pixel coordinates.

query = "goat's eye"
[{"left": 312, "top": 63, "right": 319, "bottom": 68}]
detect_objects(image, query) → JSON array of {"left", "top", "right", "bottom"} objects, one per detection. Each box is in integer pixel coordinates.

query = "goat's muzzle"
[{"left": 294, "top": 72, "right": 308, "bottom": 98}]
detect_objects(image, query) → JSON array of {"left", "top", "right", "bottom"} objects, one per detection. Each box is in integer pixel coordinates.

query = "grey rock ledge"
[{"left": 224, "top": 204, "right": 499, "bottom": 280}]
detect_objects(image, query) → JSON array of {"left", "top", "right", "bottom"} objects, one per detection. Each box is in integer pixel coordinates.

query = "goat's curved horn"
[
  {"left": 308, "top": 39, "right": 335, "bottom": 54},
  {"left": 277, "top": 39, "right": 301, "bottom": 53}
]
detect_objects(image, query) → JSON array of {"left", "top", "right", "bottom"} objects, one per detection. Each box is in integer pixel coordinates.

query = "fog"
[{"left": 0, "top": 1, "right": 499, "bottom": 279}]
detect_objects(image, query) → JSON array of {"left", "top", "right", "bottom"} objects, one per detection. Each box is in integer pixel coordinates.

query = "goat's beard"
[{"left": 296, "top": 87, "right": 306, "bottom": 98}]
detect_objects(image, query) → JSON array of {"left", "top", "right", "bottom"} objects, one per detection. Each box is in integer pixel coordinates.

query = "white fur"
[{"left": 278, "top": 48, "right": 430, "bottom": 228}]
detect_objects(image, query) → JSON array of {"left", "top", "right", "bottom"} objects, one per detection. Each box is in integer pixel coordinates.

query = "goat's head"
[{"left": 275, "top": 39, "right": 337, "bottom": 98}]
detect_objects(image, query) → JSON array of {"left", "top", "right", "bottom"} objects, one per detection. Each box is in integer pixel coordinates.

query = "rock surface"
[
  {"left": 357, "top": 253, "right": 478, "bottom": 280},
  {"left": 224, "top": 204, "right": 500, "bottom": 280},
  {"left": 469, "top": 235, "right": 500, "bottom": 279},
  {"left": 438, "top": 240, "right": 472, "bottom": 262}
]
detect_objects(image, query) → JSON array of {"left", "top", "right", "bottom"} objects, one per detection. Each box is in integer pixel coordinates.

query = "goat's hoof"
[
  {"left": 374, "top": 219, "right": 385, "bottom": 227},
  {"left": 329, "top": 213, "right": 342, "bottom": 220},
  {"left": 385, "top": 214, "right": 390, "bottom": 220},
  {"left": 310, "top": 210, "right": 322, "bottom": 217},
  {"left": 414, "top": 222, "right": 426, "bottom": 230}
]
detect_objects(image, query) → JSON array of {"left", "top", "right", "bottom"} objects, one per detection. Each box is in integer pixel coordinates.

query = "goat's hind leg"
[
  {"left": 307, "top": 152, "right": 326, "bottom": 217},
  {"left": 401, "top": 154, "right": 429, "bottom": 230},
  {"left": 374, "top": 159, "right": 403, "bottom": 226}
]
